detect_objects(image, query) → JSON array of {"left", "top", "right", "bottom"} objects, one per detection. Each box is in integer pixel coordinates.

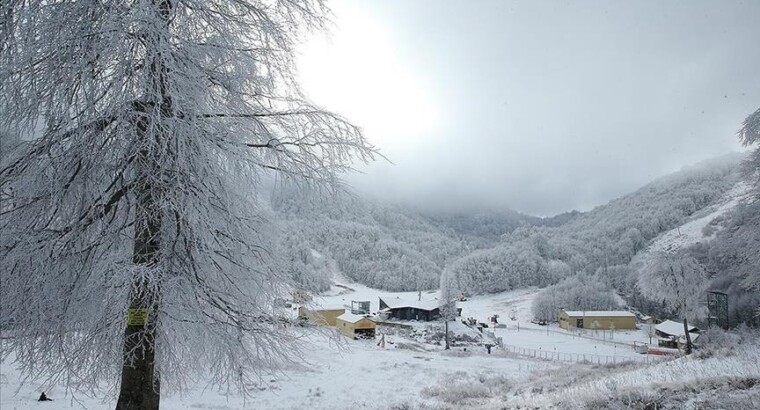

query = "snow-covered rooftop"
[
  {"left": 302, "top": 304, "right": 348, "bottom": 311},
  {"left": 336, "top": 312, "right": 372, "bottom": 323},
  {"left": 379, "top": 297, "right": 440, "bottom": 311},
  {"left": 656, "top": 320, "right": 699, "bottom": 337},
  {"left": 562, "top": 310, "right": 635, "bottom": 318}
]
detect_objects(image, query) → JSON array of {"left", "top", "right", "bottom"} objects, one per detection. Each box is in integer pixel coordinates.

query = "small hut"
[
  {"left": 655, "top": 320, "right": 700, "bottom": 348},
  {"left": 336, "top": 312, "right": 376, "bottom": 339},
  {"left": 378, "top": 297, "right": 440, "bottom": 321}
]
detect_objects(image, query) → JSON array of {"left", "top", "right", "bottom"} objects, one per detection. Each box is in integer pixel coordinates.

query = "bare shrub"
[{"left": 420, "top": 372, "right": 513, "bottom": 406}]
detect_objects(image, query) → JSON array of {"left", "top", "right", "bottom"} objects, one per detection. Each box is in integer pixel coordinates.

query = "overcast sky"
[{"left": 297, "top": 0, "right": 760, "bottom": 216}]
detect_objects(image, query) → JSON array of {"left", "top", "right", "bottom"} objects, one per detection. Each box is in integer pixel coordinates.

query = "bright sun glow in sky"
[
  {"left": 295, "top": 0, "right": 760, "bottom": 216},
  {"left": 297, "top": 2, "right": 438, "bottom": 149}
]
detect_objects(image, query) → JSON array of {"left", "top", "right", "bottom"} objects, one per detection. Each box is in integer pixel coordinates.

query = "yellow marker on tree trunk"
[{"left": 127, "top": 308, "right": 149, "bottom": 326}]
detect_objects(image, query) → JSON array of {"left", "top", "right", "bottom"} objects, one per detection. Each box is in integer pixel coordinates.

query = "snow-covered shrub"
[
  {"left": 421, "top": 372, "right": 512, "bottom": 405},
  {"left": 389, "top": 402, "right": 439, "bottom": 410},
  {"left": 440, "top": 349, "right": 473, "bottom": 358},
  {"left": 558, "top": 377, "right": 760, "bottom": 410},
  {"left": 696, "top": 325, "right": 760, "bottom": 359}
]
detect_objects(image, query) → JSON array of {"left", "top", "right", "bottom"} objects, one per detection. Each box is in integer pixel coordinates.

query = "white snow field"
[
  {"left": 0, "top": 337, "right": 554, "bottom": 410},
  {"left": 0, "top": 278, "right": 688, "bottom": 409}
]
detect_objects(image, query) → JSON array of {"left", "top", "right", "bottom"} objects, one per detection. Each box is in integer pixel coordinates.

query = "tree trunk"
[
  {"left": 682, "top": 318, "right": 693, "bottom": 355},
  {"left": 116, "top": 154, "right": 162, "bottom": 410},
  {"left": 445, "top": 319, "right": 450, "bottom": 350},
  {"left": 116, "top": 1, "right": 171, "bottom": 408},
  {"left": 116, "top": 313, "right": 160, "bottom": 410}
]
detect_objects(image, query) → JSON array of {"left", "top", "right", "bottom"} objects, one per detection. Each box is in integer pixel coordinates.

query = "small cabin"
[
  {"left": 336, "top": 313, "right": 376, "bottom": 339},
  {"left": 378, "top": 297, "right": 441, "bottom": 321},
  {"left": 655, "top": 319, "right": 700, "bottom": 348}
]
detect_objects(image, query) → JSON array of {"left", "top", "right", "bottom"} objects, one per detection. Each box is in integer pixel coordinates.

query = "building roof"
[
  {"left": 379, "top": 297, "right": 440, "bottom": 311},
  {"left": 656, "top": 320, "right": 699, "bottom": 337},
  {"left": 336, "top": 312, "right": 373, "bottom": 324},
  {"left": 562, "top": 310, "right": 635, "bottom": 318},
  {"left": 300, "top": 306, "right": 347, "bottom": 312}
]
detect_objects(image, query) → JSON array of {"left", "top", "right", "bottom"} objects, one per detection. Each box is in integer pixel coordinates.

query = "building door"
[{"left": 576, "top": 318, "right": 584, "bottom": 328}]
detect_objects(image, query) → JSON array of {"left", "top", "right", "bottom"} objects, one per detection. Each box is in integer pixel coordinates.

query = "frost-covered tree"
[
  {"left": 699, "top": 201, "right": 760, "bottom": 326},
  {"left": 739, "top": 107, "right": 760, "bottom": 191},
  {"left": 445, "top": 241, "right": 548, "bottom": 295},
  {"left": 439, "top": 268, "right": 458, "bottom": 350},
  {"left": 531, "top": 274, "right": 621, "bottom": 322},
  {"left": 637, "top": 252, "right": 708, "bottom": 323},
  {"left": 0, "top": 1, "right": 375, "bottom": 408},
  {"left": 737, "top": 107, "right": 760, "bottom": 294}
]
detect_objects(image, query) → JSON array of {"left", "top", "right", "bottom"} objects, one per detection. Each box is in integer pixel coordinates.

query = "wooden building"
[
  {"left": 336, "top": 312, "right": 376, "bottom": 339},
  {"left": 379, "top": 297, "right": 441, "bottom": 321},
  {"left": 559, "top": 309, "right": 637, "bottom": 330},
  {"left": 297, "top": 306, "right": 345, "bottom": 327},
  {"left": 655, "top": 319, "right": 700, "bottom": 348}
]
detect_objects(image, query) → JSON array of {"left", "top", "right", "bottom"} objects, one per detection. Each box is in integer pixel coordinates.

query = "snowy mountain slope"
[
  {"left": 275, "top": 154, "right": 746, "bottom": 296},
  {"left": 637, "top": 181, "right": 753, "bottom": 257},
  {"left": 628, "top": 178, "right": 760, "bottom": 326},
  {"left": 444, "top": 154, "right": 745, "bottom": 296}
]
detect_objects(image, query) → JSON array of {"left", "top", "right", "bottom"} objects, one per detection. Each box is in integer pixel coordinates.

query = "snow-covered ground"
[
  {"left": 1, "top": 334, "right": 553, "bottom": 409},
  {"left": 457, "top": 288, "right": 658, "bottom": 363},
  {"left": 0, "top": 278, "right": 681, "bottom": 409},
  {"left": 509, "top": 342, "right": 760, "bottom": 409}
]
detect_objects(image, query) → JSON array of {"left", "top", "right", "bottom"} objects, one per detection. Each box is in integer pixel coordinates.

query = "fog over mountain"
[{"left": 299, "top": 0, "right": 760, "bottom": 216}]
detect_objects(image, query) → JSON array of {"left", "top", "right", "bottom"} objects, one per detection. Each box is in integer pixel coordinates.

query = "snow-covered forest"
[
  {"left": 2, "top": 0, "right": 760, "bottom": 409},
  {"left": 265, "top": 149, "right": 760, "bottom": 328}
]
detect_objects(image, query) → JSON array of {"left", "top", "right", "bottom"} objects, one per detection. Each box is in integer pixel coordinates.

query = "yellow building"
[
  {"left": 335, "top": 312, "right": 376, "bottom": 339},
  {"left": 559, "top": 309, "right": 636, "bottom": 330},
  {"left": 297, "top": 307, "right": 346, "bottom": 327}
]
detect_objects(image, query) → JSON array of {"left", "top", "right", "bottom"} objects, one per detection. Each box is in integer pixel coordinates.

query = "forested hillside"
[
  {"left": 271, "top": 185, "right": 470, "bottom": 291},
  {"left": 443, "top": 154, "right": 744, "bottom": 303},
  {"left": 273, "top": 153, "right": 746, "bottom": 300},
  {"left": 419, "top": 210, "right": 540, "bottom": 248},
  {"left": 684, "top": 200, "right": 760, "bottom": 326}
]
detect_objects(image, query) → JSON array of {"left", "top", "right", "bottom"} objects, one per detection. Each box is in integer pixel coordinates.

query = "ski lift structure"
[{"left": 707, "top": 290, "right": 729, "bottom": 330}]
